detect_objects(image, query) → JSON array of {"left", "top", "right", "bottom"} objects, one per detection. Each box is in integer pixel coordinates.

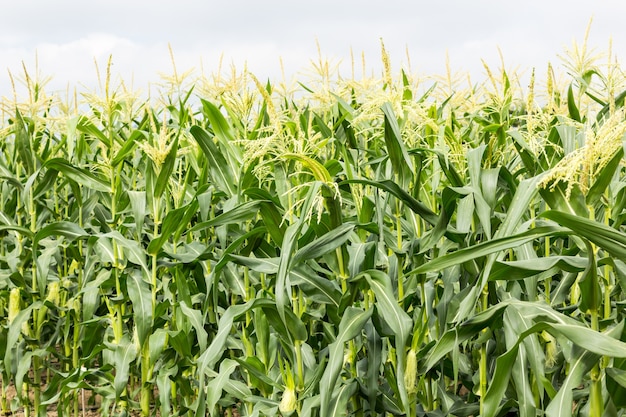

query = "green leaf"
[
  {"left": 355, "top": 270, "right": 411, "bottom": 345},
  {"left": 539, "top": 180, "right": 588, "bottom": 217},
  {"left": 541, "top": 210, "right": 626, "bottom": 258},
  {"left": 197, "top": 300, "right": 258, "bottom": 373},
  {"left": 342, "top": 179, "right": 439, "bottom": 227},
  {"left": 190, "top": 200, "right": 261, "bottom": 233},
  {"left": 489, "top": 256, "right": 587, "bottom": 281},
  {"left": 111, "top": 129, "right": 144, "bottom": 167},
  {"left": 0, "top": 224, "right": 34, "bottom": 240},
  {"left": 76, "top": 115, "right": 110, "bottom": 147},
  {"left": 34, "top": 221, "right": 87, "bottom": 247},
  {"left": 154, "top": 135, "right": 179, "bottom": 199},
  {"left": 382, "top": 102, "right": 414, "bottom": 185},
  {"left": 596, "top": 88, "right": 626, "bottom": 121},
  {"left": 494, "top": 175, "right": 541, "bottom": 240},
  {"left": 14, "top": 109, "right": 35, "bottom": 175},
  {"left": 228, "top": 255, "right": 279, "bottom": 274},
  {"left": 482, "top": 328, "right": 529, "bottom": 417},
  {"left": 189, "top": 125, "right": 236, "bottom": 196},
  {"left": 282, "top": 153, "right": 332, "bottom": 183},
  {"left": 355, "top": 270, "right": 412, "bottom": 413},
  {"left": 229, "top": 256, "right": 341, "bottom": 307},
  {"left": 15, "top": 351, "right": 33, "bottom": 402},
  {"left": 276, "top": 182, "right": 322, "bottom": 325},
  {"left": 411, "top": 146, "right": 465, "bottom": 187},
  {"left": 292, "top": 223, "right": 354, "bottom": 264},
  {"left": 147, "top": 204, "right": 189, "bottom": 255},
  {"left": 448, "top": 184, "right": 493, "bottom": 239},
  {"left": 578, "top": 241, "right": 601, "bottom": 313},
  {"left": 206, "top": 359, "right": 238, "bottom": 415},
  {"left": 607, "top": 362, "right": 626, "bottom": 408},
  {"left": 408, "top": 226, "right": 565, "bottom": 276},
  {"left": 245, "top": 188, "right": 286, "bottom": 245},
  {"left": 4, "top": 302, "right": 40, "bottom": 367},
  {"left": 567, "top": 83, "right": 582, "bottom": 122},
  {"left": 179, "top": 301, "right": 209, "bottom": 352},
  {"left": 202, "top": 99, "right": 235, "bottom": 142},
  {"left": 503, "top": 307, "right": 544, "bottom": 417},
  {"left": 550, "top": 322, "right": 626, "bottom": 357},
  {"left": 126, "top": 271, "right": 153, "bottom": 346},
  {"left": 586, "top": 147, "right": 623, "bottom": 205},
  {"left": 364, "top": 322, "right": 382, "bottom": 413},
  {"left": 234, "top": 357, "right": 279, "bottom": 391},
  {"left": 328, "top": 381, "right": 358, "bottom": 417},
  {"left": 422, "top": 302, "right": 510, "bottom": 372},
  {"left": 113, "top": 338, "right": 138, "bottom": 399},
  {"left": 128, "top": 190, "right": 147, "bottom": 236},
  {"left": 261, "top": 302, "right": 308, "bottom": 343},
  {"left": 44, "top": 158, "right": 109, "bottom": 191},
  {"left": 291, "top": 265, "right": 342, "bottom": 308},
  {"left": 100, "top": 231, "right": 150, "bottom": 277},
  {"left": 546, "top": 347, "right": 597, "bottom": 417},
  {"left": 148, "top": 328, "right": 168, "bottom": 367},
  {"left": 319, "top": 307, "right": 372, "bottom": 417}
]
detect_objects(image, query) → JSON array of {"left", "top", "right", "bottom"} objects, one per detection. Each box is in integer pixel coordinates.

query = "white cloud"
[
  {"left": 1, "top": 1, "right": 626, "bottom": 100},
  {"left": 9, "top": 38, "right": 204, "bottom": 97}
]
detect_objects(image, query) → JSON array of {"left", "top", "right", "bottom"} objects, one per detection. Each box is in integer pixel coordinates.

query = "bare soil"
[
  {"left": 1, "top": 384, "right": 143, "bottom": 417},
  {"left": 2, "top": 384, "right": 241, "bottom": 417}
]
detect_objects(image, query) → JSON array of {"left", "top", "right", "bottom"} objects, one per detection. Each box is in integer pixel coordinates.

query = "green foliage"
[{"left": 2, "top": 43, "right": 626, "bottom": 417}]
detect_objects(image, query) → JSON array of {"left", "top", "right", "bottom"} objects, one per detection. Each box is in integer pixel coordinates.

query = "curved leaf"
[
  {"left": 541, "top": 210, "right": 626, "bottom": 258},
  {"left": 43, "top": 158, "right": 109, "bottom": 192},
  {"left": 189, "top": 125, "right": 236, "bottom": 196},
  {"left": 126, "top": 271, "right": 153, "bottom": 346},
  {"left": 408, "top": 226, "right": 565, "bottom": 276},
  {"left": 320, "top": 307, "right": 372, "bottom": 417}
]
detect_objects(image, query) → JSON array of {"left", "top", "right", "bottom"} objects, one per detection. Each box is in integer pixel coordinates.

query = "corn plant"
[{"left": 2, "top": 38, "right": 626, "bottom": 417}]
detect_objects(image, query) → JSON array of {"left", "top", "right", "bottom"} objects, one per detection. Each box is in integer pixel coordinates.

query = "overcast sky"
[{"left": 1, "top": 1, "right": 625, "bottom": 99}]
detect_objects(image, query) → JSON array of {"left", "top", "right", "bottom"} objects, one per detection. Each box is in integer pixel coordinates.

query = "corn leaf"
[
  {"left": 409, "top": 226, "right": 565, "bottom": 276},
  {"left": 190, "top": 125, "right": 236, "bottom": 196},
  {"left": 382, "top": 102, "right": 413, "bottom": 186},
  {"left": 541, "top": 210, "right": 626, "bottom": 258},
  {"left": 319, "top": 307, "right": 372, "bottom": 417},
  {"left": 113, "top": 338, "right": 138, "bottom": 399},
  {"left": 126, "top": 271, "right": 153, "bottom": 346},
  {"left": 291, "top": 223, "right": 354, "bottom": 264},
  {"left": 154, "top": 135, "right": 179, "bottom": 199}
]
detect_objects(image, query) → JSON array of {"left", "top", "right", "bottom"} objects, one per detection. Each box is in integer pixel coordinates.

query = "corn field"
[{"left": 3, "top": 40, "right": 626, "bottom": 417}]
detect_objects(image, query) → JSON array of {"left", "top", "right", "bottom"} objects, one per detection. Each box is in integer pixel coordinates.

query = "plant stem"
[
  {"left": 140, "top": 342, "right": 151, "bottom": 416},
  {"left": 479, "top": 287, "right": 488, "bottom": 416},
  {"left": 590, "top": 309, "right": 603, "bottom": 417}
]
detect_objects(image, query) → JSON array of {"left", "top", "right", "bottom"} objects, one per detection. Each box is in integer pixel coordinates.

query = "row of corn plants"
[{"left": 3, "top": 39, "right": 626, "bottom": 417}]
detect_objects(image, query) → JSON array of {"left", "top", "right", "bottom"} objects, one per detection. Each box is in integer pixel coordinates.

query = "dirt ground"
[
  {"left": 1, "top": 384, "right": 144, "bottom": 417},
  {"left": 1, "top": 384, "right": 241, "bottom": 417}
]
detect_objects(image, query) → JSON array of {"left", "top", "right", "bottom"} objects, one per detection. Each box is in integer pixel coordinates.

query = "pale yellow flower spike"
[
  {"left": 168, "top": 43, "right": 178, "bottom": 86},
  {"left": 7, "top": 69, "right": 17, "bottom": 105},
  {"left": 249, "top": 72, "right": 279, "bottom": 128},
  {"left": 138, "top": 108, "right": 174, "bottom": 167},
  {"left": 606, "top": 37, "right": 618, "bottom": 115},
  {"left": 105, "top": 55, "right": 113, "bottom": 105},
  {"left": 445, "top": 51, "right": 453, "bottom": 96},
  {"left": 361, "top": 50, "right": 367, "bottom": 80},
  {"left": 481, "top": 59, "right": 498, "bottom": 95},
  {"left": 350, "top": 47, "right": 355, "bottom": 80},
  {"left": 538, "top": 109, "right": 626, "bottom": 198},
  {"left": 380, "top": 38, "right": 393, "bottom": 89},
  {"left": 405, "top": 45, "right": 412, "bottom": 74},
  {"left": 546, "top": 63, "right": 554, "bottom": 111},
  {"left": 526, "top": 68, "right": 536, "bottom": 134}
]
